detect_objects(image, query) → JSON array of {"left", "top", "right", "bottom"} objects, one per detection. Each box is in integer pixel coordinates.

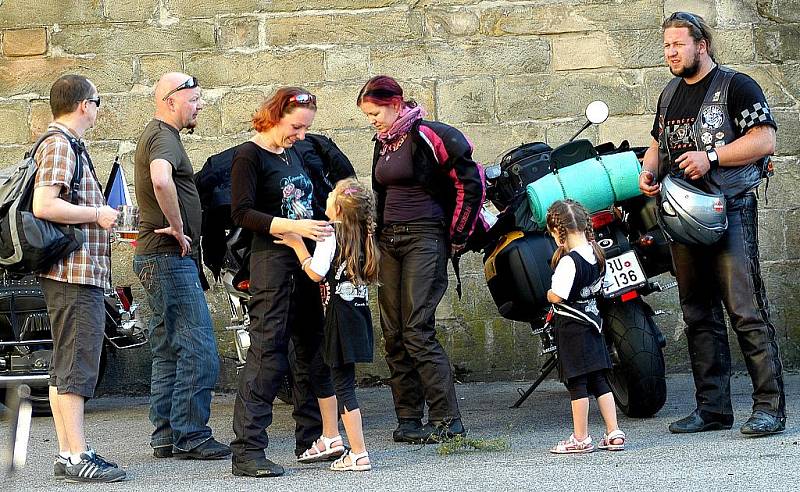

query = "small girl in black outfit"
[
  {"left": 276, "top": 178, "right": 380, "bottom": 471},
  {"left": 546, "top": 200, "right": 626, "bottom": 454}
]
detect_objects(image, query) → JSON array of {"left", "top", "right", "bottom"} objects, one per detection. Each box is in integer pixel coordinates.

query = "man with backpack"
[
  {"left": 639, "top": 13, "right": 785, "bottom": 436},
  {"left": 32, "top": 75, "right": 125, "bottom": 482}
]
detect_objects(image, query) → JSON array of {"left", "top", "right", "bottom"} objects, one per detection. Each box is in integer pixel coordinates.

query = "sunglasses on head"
[
  {"left": 162, "top": 76, "right": 199, "bottom": 101},
  {"left": 668, "top": 12, "right": 706, "bottom": 37},
  {"left": 288, "top": 93, "right": 316, "bottom": 105},
  {"left": 85, "top": 96, "right": 101, "bottom": 108}
]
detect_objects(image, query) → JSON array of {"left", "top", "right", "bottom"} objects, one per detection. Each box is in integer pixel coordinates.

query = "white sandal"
[
  {"left": 297, "top": 435, "right": 345, "bottom": 463},
  {"left": 598, "top": 429, "right": 626, "bottom": 451},
  {"left": 330, "top": 449, "right": 371, "bottom": 472},
  {"left": 550, "top": 434, "right": 594, "bottom": 454}
]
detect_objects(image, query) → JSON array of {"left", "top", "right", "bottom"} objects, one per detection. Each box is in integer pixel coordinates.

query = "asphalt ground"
[{"left": 1, "top": 372, "right": 798, "bottom": 491}]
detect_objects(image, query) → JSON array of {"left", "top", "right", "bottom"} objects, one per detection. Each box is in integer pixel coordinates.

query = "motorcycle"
[
  {"left": 478, "top": 101, "right": 671, "bottom": 417},
  {"left": 0, "top": 271, "right": 147, "bottom": 415}
]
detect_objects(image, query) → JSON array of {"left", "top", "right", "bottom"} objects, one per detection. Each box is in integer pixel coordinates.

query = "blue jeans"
[{"left": 133, "top": 253, "right": 220, "bottom": 451}]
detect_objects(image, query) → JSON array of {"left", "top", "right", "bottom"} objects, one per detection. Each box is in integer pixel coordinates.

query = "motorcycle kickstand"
[{"left": 510, "top": 353, "right": 559, "bottom": 408}]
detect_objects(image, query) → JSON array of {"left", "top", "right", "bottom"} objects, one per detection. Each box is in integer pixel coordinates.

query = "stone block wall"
[{"left": 1, "top": 0, "right": 798, "bottom": 388}]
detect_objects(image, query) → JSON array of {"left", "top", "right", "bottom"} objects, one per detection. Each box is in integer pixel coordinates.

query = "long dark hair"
[
  {"left": 546, "top": 199, "right": 605, "bottom": 273},
  {"left": 663, "top": 11, "right": 716, "bottom": 61}
]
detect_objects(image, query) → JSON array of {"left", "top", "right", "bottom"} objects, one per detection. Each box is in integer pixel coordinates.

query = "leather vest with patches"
[{"left": 657, "top": 66, "right": 762, "bottom": 199}]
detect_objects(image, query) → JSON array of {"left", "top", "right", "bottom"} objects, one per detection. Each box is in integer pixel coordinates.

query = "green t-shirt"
[{"left": 134, "top": 119, "right": 202, "bottom": 256}]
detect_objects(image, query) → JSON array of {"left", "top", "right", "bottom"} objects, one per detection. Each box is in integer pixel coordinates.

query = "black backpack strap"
[
  {"left": 64, "top": 136, "right": 84, "bottom": 206},
  {"left": 29, "top": 129, "right": 87, "bottom": 207}
]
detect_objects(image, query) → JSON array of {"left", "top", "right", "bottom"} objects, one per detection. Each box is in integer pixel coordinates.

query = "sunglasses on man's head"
[
  {"left": 162, "top": 76, "right": 199, "bottom": 101},
  {"left": 288, "top": 93, "right": 316, "bottom": 105},
  {"left": 85, "top": 96, "right": 101, "bottom": 108},
  {"left": 668, "top": 12, "right": 706, "bottom": 37}
]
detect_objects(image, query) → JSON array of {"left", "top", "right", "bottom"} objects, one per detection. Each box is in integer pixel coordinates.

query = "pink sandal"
[
  {"left": 550, "top": 434, "right": 594, "bottom": 454},
  {"left": 598, "top": 430, "right": 626, "bottom": 451}
]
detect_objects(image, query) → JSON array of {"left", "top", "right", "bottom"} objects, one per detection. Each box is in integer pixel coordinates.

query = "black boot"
[
  {"left": 404, "top": 418, "right": 466, "bottom": 444},
  {"left": 231, "top": 455, "right": 285, "bottom": 477},
  {"left": 668, "top": 409, "right": 733, "bottom": 434},
  {"left": 428, "top": 418, "right": 466, "bottom": 441},
  {"left": 392, "top": 418, "right": 423, "bottom": 443},
  {"left": 740, "top": 410, "right": 785, "bottom": 436}
]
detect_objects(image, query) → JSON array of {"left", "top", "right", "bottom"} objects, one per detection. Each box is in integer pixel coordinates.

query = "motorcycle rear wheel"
[{"left": 604, "top": 299, "right": 667, "bottom": 418}]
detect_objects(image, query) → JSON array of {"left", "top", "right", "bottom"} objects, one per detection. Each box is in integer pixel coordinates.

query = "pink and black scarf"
[{"left": 376, "top": 105, "right": 427, "bottom": 144}]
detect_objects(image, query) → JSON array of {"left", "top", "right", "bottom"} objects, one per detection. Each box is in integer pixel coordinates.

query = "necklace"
[
  {"left": 277, "top": 150, "right": 291, "bottom": 166},
  {"left": 253, "top": 134, "right": 290, "bottom": 166},
  {"left": 380, "top": 133, "right": 407, "bottom": 156}
]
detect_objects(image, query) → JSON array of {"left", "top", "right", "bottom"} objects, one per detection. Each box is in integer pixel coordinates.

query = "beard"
[
  {"left": 670, "top": 52, "right": 701, "bottom": 78},
  {"left": 185, "top": 118, "right": 197, "bottom": 134}
]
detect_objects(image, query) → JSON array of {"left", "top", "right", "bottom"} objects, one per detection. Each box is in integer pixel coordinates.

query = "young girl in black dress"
[
  {"left": 276, "top": 178, "right": 380, "bottom": 471},
  {"left": 545, "top": 199, "right": 626, "bottom": 454}
]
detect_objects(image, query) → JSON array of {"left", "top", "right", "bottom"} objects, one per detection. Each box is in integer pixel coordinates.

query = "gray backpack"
[{"left": 0, "top": 130, "right": 85, "bottom": 274}]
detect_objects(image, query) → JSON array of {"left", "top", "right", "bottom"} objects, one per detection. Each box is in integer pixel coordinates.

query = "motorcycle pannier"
[
  {"left": 483, "top": 231, "right": 556, "bottom": 321},
  {"left": 491, "top": 142, "right": 552, "bottom": 211}
]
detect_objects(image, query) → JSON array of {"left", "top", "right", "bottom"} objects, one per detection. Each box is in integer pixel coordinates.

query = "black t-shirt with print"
[
  {"left": 651, "top": 67, "right": 777, "bottom": 175},
  {"left": 230, "top": 141, "right": 314, "bottom": 246}
]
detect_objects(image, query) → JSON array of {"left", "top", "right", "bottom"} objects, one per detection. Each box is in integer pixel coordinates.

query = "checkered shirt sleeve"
[
  {"left": 735, "top": 101, "right": 774, "bottom": 132},
  {"left": 33, "top": 126, "right": 111, "bottom": 290}
]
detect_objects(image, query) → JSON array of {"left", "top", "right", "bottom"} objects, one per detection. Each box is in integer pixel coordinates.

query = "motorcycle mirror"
[
  {"left": 585, "top": 100, "right": 609, "bottom": 125},
  {"left": 485, "top": 164, "right": 502, "bottom": 180}
]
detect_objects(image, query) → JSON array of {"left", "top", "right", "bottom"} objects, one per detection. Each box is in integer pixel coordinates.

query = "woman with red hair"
[
  {"left": 229, "top": 87, "right": 334, "bottom": 477},
  {"left": 357, "top": 75, "right": 485, "bottom": 443}
]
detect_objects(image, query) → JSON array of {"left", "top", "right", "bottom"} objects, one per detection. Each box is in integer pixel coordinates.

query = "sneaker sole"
[{"left": 65, "top": 474, "right": 126, "bottom": 483}]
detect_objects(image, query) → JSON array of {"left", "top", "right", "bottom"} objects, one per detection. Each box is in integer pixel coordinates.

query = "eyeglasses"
[
  {"left": 668, "top": 12, "right": 706, "bottom": 38},
  {"left": 162, "top": 76, "right": 199, "bottom": 101},
  {"left": 85, "top": 96, "right": 101, "bottom": 108},
  {"left": 288, "top": 93, "right": 316, "bottom": 105}
]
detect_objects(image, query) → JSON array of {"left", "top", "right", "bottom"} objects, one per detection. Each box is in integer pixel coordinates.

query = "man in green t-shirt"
[{"left": 133, "top": 72, "right": 230, "bottom": 460}]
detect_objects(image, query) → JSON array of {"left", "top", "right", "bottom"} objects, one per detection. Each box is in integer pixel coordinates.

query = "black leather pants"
[
  {"left": 378, "top": 221, "right": 461, "bottom": 422},
  {"left": 231, "top": 247, "right": 332, "bottom": 460},
  {"left": 671, "top": 193, "right": 785, "bottom": 418}
]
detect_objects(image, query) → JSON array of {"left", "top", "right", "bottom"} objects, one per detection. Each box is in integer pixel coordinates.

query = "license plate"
[{"left": 603, "top": 251, "right": 647, "bottom": 297}]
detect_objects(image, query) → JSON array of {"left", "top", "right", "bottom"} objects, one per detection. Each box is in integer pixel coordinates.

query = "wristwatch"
[{"left": 706, "top": 148, "right": 720, "bottom": 170}]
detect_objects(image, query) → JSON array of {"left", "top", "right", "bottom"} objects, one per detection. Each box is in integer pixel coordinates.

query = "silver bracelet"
[{"left": 94, "top": 206, "right": 99, "bottom": 222}]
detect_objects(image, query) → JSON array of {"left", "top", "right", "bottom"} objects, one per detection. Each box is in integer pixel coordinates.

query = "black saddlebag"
[{"left": 483, "top": 231, "right": 556, "bottom": 322}]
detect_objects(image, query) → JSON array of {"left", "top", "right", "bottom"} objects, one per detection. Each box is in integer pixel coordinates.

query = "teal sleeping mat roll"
[{"left": 526, "top": 151, "right": 642, "bottom": 228}]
